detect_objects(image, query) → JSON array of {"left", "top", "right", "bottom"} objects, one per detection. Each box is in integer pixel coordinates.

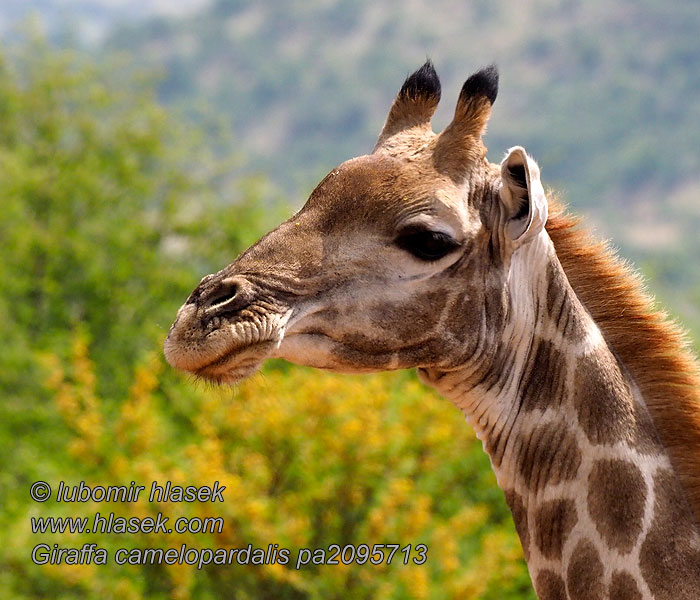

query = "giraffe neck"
[{"left": 425, "top": 233, "right": 700, "bottom": 600}]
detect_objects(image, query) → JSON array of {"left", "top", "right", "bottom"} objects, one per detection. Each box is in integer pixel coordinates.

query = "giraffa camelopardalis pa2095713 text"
[{"left": 164, "top": 61, "right": 700, "bottom": 599}]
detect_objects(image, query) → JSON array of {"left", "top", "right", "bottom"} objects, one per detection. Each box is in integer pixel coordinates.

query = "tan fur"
[
  {"left": 376, "top": 92, "right": 439, "bottom": 147},
  {"left": 433, "top": 98, "right": 491, "bottom": 178},
  {"left": 452, "top": 95, "right": 493, "bottom": 137},
  {"left": 546, "top": 197, "right": 700, "bottom": 525}
]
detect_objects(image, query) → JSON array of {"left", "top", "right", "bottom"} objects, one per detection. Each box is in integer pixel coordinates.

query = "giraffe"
[{"left": 164, "top": 61, "right": 700, "bottom": 599}]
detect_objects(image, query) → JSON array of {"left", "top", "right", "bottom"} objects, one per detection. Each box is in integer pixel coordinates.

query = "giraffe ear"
[{"left": 499, "top": 146, "right": 548, "bottom": 243}]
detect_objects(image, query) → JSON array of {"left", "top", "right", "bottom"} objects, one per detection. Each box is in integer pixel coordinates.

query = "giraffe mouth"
[
  {"left": 194, "top": 340, "right": 278, "bottom": 384},
  {"left": 163, "top": 300, "right": 293, "bottom": 383}
]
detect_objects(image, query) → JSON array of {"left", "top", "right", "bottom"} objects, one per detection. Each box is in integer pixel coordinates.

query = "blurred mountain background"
[
  {"left": 1, "top": 1, "right": 699, "bottom": 598},
  {"left": 4, "top": 0, "right": 700, "bottom": 333}
]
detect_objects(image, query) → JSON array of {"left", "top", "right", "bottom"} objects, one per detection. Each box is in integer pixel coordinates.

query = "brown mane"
[{"left": 546, "top": 197, "right": 700, "bottom": 524}]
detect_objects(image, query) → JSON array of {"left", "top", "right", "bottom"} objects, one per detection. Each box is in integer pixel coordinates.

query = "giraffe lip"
[
  {"left": 165, "top": 304, "right": 293, "bottom": 378},
  {"left": 194, "top": 340, "right": 276, "bottom": 382}
]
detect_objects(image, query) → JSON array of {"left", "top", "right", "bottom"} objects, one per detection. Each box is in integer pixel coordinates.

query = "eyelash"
[{"left": 394, "top": 229, "right": 461, "bottom": 261}]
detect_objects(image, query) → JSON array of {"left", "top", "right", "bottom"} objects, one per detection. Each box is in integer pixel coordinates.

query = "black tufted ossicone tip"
[
  {"left": 398, "top": 60, "right": 442, "bottom": 103},
  {"left": 459, "top": 64, "right": 499, "bottom": 105}
]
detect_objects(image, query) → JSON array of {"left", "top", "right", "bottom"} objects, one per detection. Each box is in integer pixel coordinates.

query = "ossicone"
[
  {"left": 433, "top": 64, "right": 499, "bottom": 180},
  {"left": 449, "top": 64, "right": 499, "bottom": 132},
  {"left": 375, "top": 60, "right": 442, "bottom": 148}
]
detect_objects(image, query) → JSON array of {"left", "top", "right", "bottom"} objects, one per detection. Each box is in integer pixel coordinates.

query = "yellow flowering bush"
[{"left": 6, "top": 334, "right": 535, "bottom": 599}]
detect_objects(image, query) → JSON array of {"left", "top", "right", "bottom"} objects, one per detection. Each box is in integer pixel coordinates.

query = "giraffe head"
[{"left": 164, "top": 61, "right": 548, "bottom": 383}]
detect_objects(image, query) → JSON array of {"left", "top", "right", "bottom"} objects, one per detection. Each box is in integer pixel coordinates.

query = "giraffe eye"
[{"left": 395, "top": 228, "right": 461, "bottom": 261}]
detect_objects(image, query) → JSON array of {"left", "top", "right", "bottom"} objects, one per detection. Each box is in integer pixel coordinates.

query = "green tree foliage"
[
  {"left": 0, "top": 38, "right": 535, "bottom": 599},
  {"left": 0, "top": 34, "right": 278, "bottom": 401}
]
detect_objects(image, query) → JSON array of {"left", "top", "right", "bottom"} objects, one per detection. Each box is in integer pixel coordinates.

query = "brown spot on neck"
[
  {"left": 573, "top": 350, "right": 635, "bottom": 445},
  {"left": 566, "top": 539, "right": 604, "bottom": 600},
  {"left": 535, "top": 569, "right": 567, "bottom": 600},
  {"left": 533, "top": 498, "right": 577, "bottom": 560},
  {"left": 587, "top": 459, "right": 646, "bottom": 554},
  {"left": 515, "top": 420, "right": 582, "bottom": 492},
  {"left": 609, "top": 571, "right": 642, "bottom": 600},
  {"left": 518, "top": 338, "right": 568, "bottom": 413},
  {"left": 573, "top": 347, "right": 666, "bottom": 456}
]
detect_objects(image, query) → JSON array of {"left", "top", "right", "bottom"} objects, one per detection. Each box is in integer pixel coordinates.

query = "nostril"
[{"left": 207, "top": 283, "right": 238, "bottom": 309}]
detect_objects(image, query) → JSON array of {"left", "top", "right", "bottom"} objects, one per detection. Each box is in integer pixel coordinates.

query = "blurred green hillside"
[
  {"left": 100, "top": 0, "right": 700, "bottom": 335},
  {"left": 1, "top": 1, "right": 700, "bottom": 598},
  {"left": 105, "top": 0, "right": 700, "bottom": 195}
]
